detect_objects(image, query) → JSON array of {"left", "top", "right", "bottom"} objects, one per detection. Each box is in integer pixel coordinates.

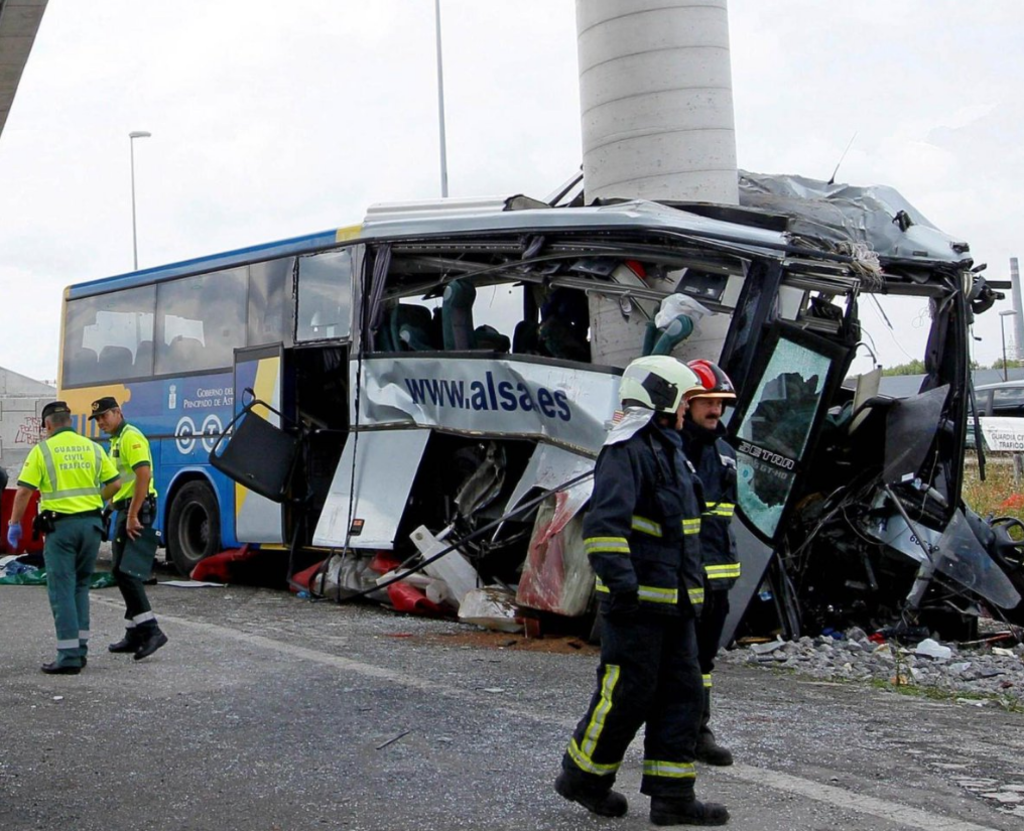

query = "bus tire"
[{"left": 167, "top": 480, "right": 221, "bottom": 576}]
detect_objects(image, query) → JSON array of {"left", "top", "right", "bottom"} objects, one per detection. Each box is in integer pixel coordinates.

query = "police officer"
[
  {"left": 6, "top": 401, "right": 120, "bottom": 674},
  {"left": 556, "top": 356, "right": 729, "bottom": 827},
  {"left": 681, "top": 360, "right": 740, "bottom": 767},
  {"left": 90, "top": 396, "right": 168, "bottom": 661}
]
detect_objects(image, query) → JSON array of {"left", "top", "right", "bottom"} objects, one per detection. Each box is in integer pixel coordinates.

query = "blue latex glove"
[{"left": 7, "top": 523, "right": 23, "bottom": 551}]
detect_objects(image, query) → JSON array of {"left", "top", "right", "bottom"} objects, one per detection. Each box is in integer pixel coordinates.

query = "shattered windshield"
[{"left": 735, "top": 337, "right": 831, "bottom": 538}]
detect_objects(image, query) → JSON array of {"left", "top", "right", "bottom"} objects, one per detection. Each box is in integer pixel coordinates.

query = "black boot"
[
  {"left": 134, "top": 627, "right": 168, "bottom": 661},
  {"left": 650, "top": 795, "right": 729, "bottom": 826},
  {"left": 695, "top": 688, "right": 733, "bottom": 766},
  {"left": 554, "top": 771, "right": 628, "bottom": 818},
  {"left": 695, "top": 730, "right": 733, "bottom": 766},
  {"left": 41, "top": 662, "right": 81, "bottom": 675},
  {"left": 108, "top": 629, "right": 141, "bottom": 653}
]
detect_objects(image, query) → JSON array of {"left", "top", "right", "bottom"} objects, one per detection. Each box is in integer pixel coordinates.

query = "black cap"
[
  {"left": 40, "top": 401, "right": 72, "bottom": 421},
  {"left": 88, "top": 396, "right": 120, "bottom": 420}
]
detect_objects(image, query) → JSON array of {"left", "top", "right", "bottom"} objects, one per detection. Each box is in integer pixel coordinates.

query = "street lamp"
[
  {"left": 129, "top": 130, "right": 152, "bottom": 270},
  {"left": 434, "top": 0, "right": 449, "bottom": 197},
  {"left": 999, "top": 309, "right": 1017, "bottom": 382}
]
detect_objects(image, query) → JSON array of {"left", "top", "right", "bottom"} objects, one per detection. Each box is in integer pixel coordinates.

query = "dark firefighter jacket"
[
  {"left": 583, "top": 416, "right": 705, "bottom": 617},
  {"left": 682, "top": 418, "right": 740, "bottom": 591}
]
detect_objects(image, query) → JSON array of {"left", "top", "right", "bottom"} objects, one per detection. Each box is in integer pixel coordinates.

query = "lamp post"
[
  {"left": 434, "top": 0, "right": 448, "bottom": 197},
  {"left": 129, "top": 130, "right": 152, "bottom": 270},
  {"left": 999, "top": 309, "right": 1017, "bottom": 382}
]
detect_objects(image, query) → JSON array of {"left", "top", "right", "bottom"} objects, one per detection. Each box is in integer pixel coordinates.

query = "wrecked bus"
[{"left": 57, "top": 173, "right": 1024, "bottom": 639}]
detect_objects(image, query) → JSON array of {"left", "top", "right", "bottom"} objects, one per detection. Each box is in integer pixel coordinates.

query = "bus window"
[
  {"left": 249, "top": 257, "right": 293, "bottom": 347},
  {"left": 296, "top": 249, "right": 353, "bottom": 342},
  {"left": 155, "top": 268, "right": 247, "bottom": 374},
  {"left": 62, "top": 285, "right": 156, "bottom": 386}
]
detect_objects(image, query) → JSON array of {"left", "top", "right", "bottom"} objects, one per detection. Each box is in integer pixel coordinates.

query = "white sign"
[
  {"left": 358, "top": 356, "right": 622, "bottom": 457},
  {"left": 978, "top": 417, "right": 1024, "bottom": 452}
]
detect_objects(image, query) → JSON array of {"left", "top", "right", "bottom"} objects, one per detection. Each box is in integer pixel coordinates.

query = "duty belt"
[{"left": 52, "top": 509, "right": 103, "bottom": 521}]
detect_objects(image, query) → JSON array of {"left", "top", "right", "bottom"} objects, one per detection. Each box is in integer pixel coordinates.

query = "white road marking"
[{"left": 102, "top": 600, "right": 1002, "bottom": 831}]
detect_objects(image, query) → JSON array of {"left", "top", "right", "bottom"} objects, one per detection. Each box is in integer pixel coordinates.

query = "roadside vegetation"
[{"left": 962, "top": 453, "right": 1024, "bottom": 524}]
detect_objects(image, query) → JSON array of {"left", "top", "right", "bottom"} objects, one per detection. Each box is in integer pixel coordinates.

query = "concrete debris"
[
  {"left": 915, "top": 638, "right": 953, "bottom": 661},
  {"left": 457, "top": 587, "right": 523, "bottom": 633},
  {"left": 724, "top": 626, "right": 1024, "bottom": 705}
]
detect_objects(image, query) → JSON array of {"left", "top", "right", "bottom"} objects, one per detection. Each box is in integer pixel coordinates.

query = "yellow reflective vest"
[
  {"left": 17, "top": 428, "right": 119, "bottom": 514},
  {"left": 109, "top": 422, "right": 158, "bottom": 504}
]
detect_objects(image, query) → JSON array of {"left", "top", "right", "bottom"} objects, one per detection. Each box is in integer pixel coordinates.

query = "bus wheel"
[{"left": 167, "top": 481, "right": 221, "bottom": 576}]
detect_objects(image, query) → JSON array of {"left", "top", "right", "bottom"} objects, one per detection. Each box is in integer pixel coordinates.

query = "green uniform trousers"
[{"left": 43, "top": 514, "right": 103, "bottom": 667}]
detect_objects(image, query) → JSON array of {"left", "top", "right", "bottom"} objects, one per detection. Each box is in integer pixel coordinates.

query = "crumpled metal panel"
[{"left": 738, "top": 171, "right": 970, "bottom": 265}]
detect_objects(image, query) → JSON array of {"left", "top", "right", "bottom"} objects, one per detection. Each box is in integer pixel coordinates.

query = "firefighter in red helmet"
[{"left": 681, "top": 359, "right": 740, "bottom": 766}]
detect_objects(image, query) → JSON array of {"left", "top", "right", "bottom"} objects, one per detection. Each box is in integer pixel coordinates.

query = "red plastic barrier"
[
  {"left": 0, "top": 488, "right": 44, "bottom": 555},
  {"left": 190, "top": 545, "right": 252, "bottom": 582},
  {"left": 386, "top": 582, "right": 444, "bottom": 617},
  {"left": 368, "top": 550, "right": 403, "bottom": 574},
  {"left": 289, "top": 559, "right": 326, "bottom": 594}
]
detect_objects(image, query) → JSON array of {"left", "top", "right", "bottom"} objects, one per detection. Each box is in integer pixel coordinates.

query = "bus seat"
[
  {"left": 134, "top": 340, "right": 154, "bottom": 373},
  {"left": 512, "top": 320, "right": 541, "bottom": 354},
  {"left": 68, "top": 347, "right": 99, "bottom": 383},
  {"left": 473, "top": 324, "right": 510, "bottom": 353},
  {"left": 648, "top": 314, "right": 694, "bottom": 356},
  {"left": 442, "top": 279, "right": 477, "bottom": 350},
  {"left": 541, "top": 287, "right": 589, "bottom": 335},
  {"left": 390, "top": 304, "right": 437, "bottom": 351},
  {"left": 539, "top": 317, "right": 590, "bottom": 362},
  {"left": 166, "top": 336, "right": 205, "bottom": 369},
  {"left": 98, "top": 345, "right": 134, "bottom": 378}
]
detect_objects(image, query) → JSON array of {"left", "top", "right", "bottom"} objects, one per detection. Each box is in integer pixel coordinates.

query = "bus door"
[
  {"left": 723, "top": 322, "right": 852, "bottom": 640},
  {"left": 232, "top": 343, "right": 287, "bottom": 544}
]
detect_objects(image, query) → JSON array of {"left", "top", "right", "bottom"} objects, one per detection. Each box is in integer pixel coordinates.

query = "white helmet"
[{"left": 619, "top": 356, "right": 702, "bottom": 414}]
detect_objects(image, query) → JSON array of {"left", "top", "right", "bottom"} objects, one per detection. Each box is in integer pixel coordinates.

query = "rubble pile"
[{"left": 722, "top": 627, "right": 1024, "bottom": 706}]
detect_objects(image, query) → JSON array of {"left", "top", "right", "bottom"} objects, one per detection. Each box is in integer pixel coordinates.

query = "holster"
[
  {"left": 32, "top": 510, "right": 56, "bottom": 540},
  {"left": 101, "top": 506, "right": 113, "bottom": 543}
]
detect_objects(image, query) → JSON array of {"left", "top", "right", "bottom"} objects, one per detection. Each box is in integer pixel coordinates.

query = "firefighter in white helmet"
[{"left": 555, "top": 355, "right": 730, "bottom": 826}]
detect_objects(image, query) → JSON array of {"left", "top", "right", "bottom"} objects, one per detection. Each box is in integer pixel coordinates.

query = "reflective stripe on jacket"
[{"left": 583, "top": 419, "right": 705, "bottom": 617}]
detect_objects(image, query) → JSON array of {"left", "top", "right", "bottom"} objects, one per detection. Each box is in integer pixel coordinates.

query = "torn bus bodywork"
[{"left": 213, "top": 173, "right": 1024, "bottom": 639}]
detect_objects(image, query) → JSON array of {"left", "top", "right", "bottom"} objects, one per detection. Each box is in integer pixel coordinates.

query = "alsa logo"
[{"left": 403, "top": 370, "right": 571, "bottom": 421}]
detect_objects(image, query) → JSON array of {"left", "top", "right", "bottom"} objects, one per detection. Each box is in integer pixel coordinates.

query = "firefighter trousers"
[
  {"left": 696, "top": 589, "right": 731, "bottom": 732},
  {"left": 563, "top": 610, "right": 703, "bottom": 797}
]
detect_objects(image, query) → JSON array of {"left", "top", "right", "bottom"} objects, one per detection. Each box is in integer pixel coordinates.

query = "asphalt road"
[{"left": 2, "top": 565, "right": 1023, "bottom": 831}]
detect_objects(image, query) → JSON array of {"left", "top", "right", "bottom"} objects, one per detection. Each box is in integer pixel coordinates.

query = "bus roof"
[
  {"left": 64, "top": 198, "right": 794, "bottom": 300},
  {"left": 65, "top": 184, "right": 968, "bottom": 300}
]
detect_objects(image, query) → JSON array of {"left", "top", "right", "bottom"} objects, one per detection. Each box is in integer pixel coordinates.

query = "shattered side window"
[{"left": 735, "top": 338, "right": 830, "bottom": 538}]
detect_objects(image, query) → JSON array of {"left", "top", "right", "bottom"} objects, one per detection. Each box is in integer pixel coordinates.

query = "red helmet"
[{"left": 687, "top": 359, "right": 736, "bottom": 400}]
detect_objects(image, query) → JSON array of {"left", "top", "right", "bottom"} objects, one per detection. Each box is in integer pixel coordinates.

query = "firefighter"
[
  {"left": 6, "top": 401, "right": 120, "bottom": 673},
  {"left": 90, "top": 396, "right": 168, "bottom": 661},
  {"left": 556, "top": 355, "right": 729, "bottom": 827},
  {"left": 681, "top": 359, "right": 739, "bottom": 766}
]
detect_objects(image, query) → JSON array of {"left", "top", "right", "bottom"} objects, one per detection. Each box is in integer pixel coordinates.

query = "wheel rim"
[{"left": 179, "top": 502, "right": 210, "bottom": 562}]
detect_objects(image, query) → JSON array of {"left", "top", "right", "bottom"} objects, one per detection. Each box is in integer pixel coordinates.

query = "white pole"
[
  {"left": 129, "top": 130, "right": 152, "bottom": 270},
  {"left": 434, "top": 0, "right": 449, "bottom": 198}
]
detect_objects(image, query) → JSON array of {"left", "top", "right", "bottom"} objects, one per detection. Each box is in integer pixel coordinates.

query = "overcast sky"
[{"left": 1, "top": 0, "right": 1021, "bottom": 382}]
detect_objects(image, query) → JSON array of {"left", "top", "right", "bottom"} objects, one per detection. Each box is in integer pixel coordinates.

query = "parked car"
[{"left": 967, "top": 380, "right": 1024, "bottom": 449}]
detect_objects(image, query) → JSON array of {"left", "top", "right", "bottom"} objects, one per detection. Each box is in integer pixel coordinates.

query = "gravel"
[{"left": 720, "top": 624, "right": 1024, "bottom": 706}]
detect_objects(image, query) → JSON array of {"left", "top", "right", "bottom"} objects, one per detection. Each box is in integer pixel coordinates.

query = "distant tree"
[
  {"left": 882, "top": 359, "right": 926, "bottom": 376},
  {"left": 989, "top": 359, "right": 1023, "bottom": 371}
]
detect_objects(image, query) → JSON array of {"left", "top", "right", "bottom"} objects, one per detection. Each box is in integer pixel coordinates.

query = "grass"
[
  {"left": 962, "top": 453, "right": 1024, "bottom": 524},
  {"left": 867, "top": 676, "right": 1024, "bottom": 713}
]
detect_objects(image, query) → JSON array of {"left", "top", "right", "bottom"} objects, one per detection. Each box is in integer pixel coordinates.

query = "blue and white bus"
[{"left": 58, "top": 179, "right": 1020, "bottom": 635}]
